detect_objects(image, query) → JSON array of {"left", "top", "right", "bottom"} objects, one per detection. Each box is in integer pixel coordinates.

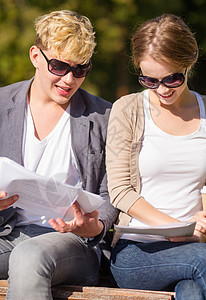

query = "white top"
[
  {"left": 122, "top": 90, "right": 206, "bottom": 242},
  {"left": 17, "top": 102, "right": 80, "bottom": 227}
]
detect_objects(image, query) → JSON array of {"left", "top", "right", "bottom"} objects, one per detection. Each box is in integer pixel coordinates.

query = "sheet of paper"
[
  {"left": 114, "top": 221, "right": 196, "bottom": 237},
  {"left": 0, "top": 157, "right": 104, "bottom": 221}
]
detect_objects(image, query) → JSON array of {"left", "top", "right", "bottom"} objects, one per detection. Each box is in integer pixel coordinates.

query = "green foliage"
[{"left": 0, "top": 0, "right": 206, "bottom": 101}]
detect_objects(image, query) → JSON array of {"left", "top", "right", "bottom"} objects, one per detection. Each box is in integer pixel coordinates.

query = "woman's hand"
[
  {"left": 0, "top": 191, "right": 18, "bottom": 211},
  {"left": 48, "top": 201, "right": 104, "bottom": 238},
  {"left": 166, "top": 211, "right": 206, "bottom": 243}
]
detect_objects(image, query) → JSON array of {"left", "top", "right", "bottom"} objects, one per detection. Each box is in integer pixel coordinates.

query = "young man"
[{"left": 0, "top": 10, "right": 117, "bottom": 299}]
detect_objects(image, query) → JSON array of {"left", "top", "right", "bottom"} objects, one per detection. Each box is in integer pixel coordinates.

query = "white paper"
[
  {"left": 114, "top": 221, "right": 196, "bottom": 237},
  {"left": 0, "top": 157, "right": 104, "bottom": 221}
]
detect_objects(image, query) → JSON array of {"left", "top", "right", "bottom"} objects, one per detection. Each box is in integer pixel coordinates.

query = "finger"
[
  {"left": 193, "top": 211, "right": 206, "bottom": 220},
  {"left": 0, "top": 192, "right": 7, "bottom": 199},
  {"left": 72, "top": 201, "right": 82, "bottom": 214},
  {"left": 48, "top": 218, "right": 60, "bottom": 229},
  {"left": 48, "top": 218, "right": 72, "bottom": 233},
  {"left": 0, "top": 195, "right": 18, "bottom": 211},
  {"left": 193, "top": 228, "right": 206, "bottom": 243},
  {"left": 84, "top": 209, "right": 99, "bottom": 218},
  {"left": 195, "top": 226, "right": 206, "bottom": 236},
  {"left": 8, "top": 195, "right": 19, "bottom": 202},
  {"left": 48, "top": 218, "right": 55, "bottom": 227},
  {"left": 166, "top": 235, "right": 199, "bottom": 242},
  {"left": 195, "top": 221, "right": 206, "bottom": 234},
  {"left": 0, "top": 193, "right": 18, "bottom": 202},
  {"left": 72, "top": 202, "right": 85, "bottom": 225},
  {"left": 200, "top": 211, "right": 206, "bottom": 217}
]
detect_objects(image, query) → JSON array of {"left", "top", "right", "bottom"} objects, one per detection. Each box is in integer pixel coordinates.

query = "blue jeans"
[
  {"left": 0, "top": 225, "right": 99, "bottom": 300},
  {"left": 111, "top": 239, "right": 206, "bottom": 300}
]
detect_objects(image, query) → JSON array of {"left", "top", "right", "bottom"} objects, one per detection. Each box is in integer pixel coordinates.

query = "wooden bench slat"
[
  {"left": 52, "top": 285, "right": 175, "bottom": 300},
  {"left": 0, "top": 280, "right": 175, "bottom": 300}
]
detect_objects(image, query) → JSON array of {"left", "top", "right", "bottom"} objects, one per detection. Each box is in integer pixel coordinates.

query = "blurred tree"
[{"left": 0, "top": 0, "right": 206, "bottom": 102}]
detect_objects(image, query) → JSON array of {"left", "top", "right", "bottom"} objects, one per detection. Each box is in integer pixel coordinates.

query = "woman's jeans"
[
  {"left": 0, "top": 225, "right": 99, "bottom": 300},
  {"left": 111, "top": 239, "right": 206, "bottom": 300}
]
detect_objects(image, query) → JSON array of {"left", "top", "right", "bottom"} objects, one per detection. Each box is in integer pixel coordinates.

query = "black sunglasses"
[
  {"left": 138, "top": 69, "right": 187, "bottom": 89},
  {"left": 40, "top": 49, "right": 91, "bottom": 78}
]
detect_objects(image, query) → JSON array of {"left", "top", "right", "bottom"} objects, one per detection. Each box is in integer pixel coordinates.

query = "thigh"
[
  {"left": 0, "top": 239, "right": 13, "bottom": 279},
  {"left": 0, "top": 226, "right": 25, "bottom": 279},
  {"left": 0, "top": 223, "right": 56, "bottom": 279},
  {"left": 111, "top": 240, "right": 206, "bottom": 291},
  {"left": 44, "top": 232, "right": 100, "bottom": 286},
  {"left": 9, "top": 231, "right": 100, "bottom": 286}
]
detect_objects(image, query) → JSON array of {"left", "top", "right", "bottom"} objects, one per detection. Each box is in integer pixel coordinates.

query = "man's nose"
[{"left": 62, "top": 71, "right": 75, "bottom": 83}]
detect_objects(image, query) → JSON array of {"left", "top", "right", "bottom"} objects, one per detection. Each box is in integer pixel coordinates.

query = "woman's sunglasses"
[
  {"left": 138, "top": 69, "right": 187, "bottom": 89},
  {"left": 40, "top": 49, "right": 91, "bottom": 78}
]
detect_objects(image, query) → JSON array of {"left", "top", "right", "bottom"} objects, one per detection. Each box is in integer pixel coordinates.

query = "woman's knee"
[{"left": 175, "top": 280, "right": 205, "bottom": 300}]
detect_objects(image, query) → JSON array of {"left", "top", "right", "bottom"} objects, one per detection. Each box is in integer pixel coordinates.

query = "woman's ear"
[{"left": 29, "top": 46, "right": 39, "bottom": 68}]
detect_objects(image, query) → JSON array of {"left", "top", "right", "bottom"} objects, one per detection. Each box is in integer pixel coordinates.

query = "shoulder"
[
  {"left": 112, "top": 91, "right": 144, "bottom": 111},
  {"left": 107, "top": 91, "right": 145, "bottom": 141},
  {"left": 0, "top": 79, "right": 32, "bottom": 104},
  {"left": 78, "top": 88, "right": 112, "bottom": 110},
  {"left": 110, "top": 90, "right": 145, "bottom": 119},
  {"left": 194, "top": 92, "right": 206, "bottom": 109},
  {"left": 74, "top": 88, "right": 112, "bottom": 123},
  {"left": 198, "top": 93, "right": 206, "bottom": 102}
]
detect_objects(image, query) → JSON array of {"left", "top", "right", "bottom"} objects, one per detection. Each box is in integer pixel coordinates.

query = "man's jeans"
[
  {"left": 0, "top": 225, "right": 99, "bottom": 300},
  {"left": 111, "top": 239, "right": 206, "bottom": 300}
]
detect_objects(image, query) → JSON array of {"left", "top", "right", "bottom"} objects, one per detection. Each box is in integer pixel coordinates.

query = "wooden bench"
[{"left": 0, "top": 280, "right": 175, "bottom": 299}]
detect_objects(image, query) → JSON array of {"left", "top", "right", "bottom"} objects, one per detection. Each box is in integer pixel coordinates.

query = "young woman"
[{"left": 106, "top": 14, "right": 206, "bottom": 300}]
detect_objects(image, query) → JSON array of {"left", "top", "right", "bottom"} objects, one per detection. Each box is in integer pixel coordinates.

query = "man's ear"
[{"left": 29, "top": 46, "right": 39, "bottom": 68}]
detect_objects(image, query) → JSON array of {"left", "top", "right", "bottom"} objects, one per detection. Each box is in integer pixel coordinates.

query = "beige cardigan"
[
  {"left": 106, "top": 91, "right": 145, "bottom": 245},
  {"left": 106, "top": 90, "right": 206, "bottom": 246}
]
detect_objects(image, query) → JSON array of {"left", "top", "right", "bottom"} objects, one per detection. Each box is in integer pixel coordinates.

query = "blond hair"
[
  {"left": 34, "top": 10, "right": 96, "bottom": 64},
  {"left": 132, "top": 14, "right": 198, "bottom": 70}
]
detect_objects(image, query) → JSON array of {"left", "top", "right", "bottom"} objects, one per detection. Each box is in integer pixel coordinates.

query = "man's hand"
[
  {"left": 166, "top": 211, "right": 206, "bottom": 243},
  {"left": 48, "top": 201, "right": 104, "bottom": 238},
  {"left": 0, "top": 192, "right": 18, "bottom": 211}
]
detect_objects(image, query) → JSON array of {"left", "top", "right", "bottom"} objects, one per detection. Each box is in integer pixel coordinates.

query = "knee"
[{"left": 175, "top": 280, "right": 204, "bottom": 300}]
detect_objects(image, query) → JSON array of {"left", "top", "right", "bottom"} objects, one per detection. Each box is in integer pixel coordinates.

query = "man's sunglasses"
[
  {"left": 40, "top": 49, "right": 91, "bottom": 78},
  {"left": 138, "top": 69, "right": 187, "bottom": 89}
]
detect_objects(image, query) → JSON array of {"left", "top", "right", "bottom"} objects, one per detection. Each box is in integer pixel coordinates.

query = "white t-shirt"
[
  {"left": 17, "top": 102, "right": 80, "bottom": 227},
  {"left": 122, "top": 90, "right": 206, "bottom": 242}
]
